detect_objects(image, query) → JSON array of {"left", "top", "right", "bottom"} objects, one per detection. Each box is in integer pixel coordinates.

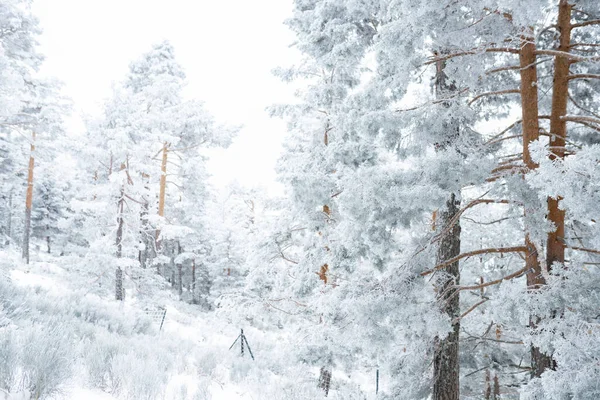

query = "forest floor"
[
  {"left": 1, "top": 245, "right": 368, "bottom": 400},
  {"left": 0, "top": 246, "right": 274, "bottom": 400}
]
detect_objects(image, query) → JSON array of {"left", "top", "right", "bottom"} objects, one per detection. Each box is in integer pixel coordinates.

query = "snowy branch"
[
  {"left": 468, "top": 89, "right": 520, "bottom": 106},
  {"left": 452, "top": 299, "right": 489, "bottom": 324},
  {"left": 424, "top": 47, "right": 519, "bottom": 65},
  {"left": 457, "top": 267, "right": 528, "bottom": 292},
  {"left": 432, "top": 199, "right": 512, "bottom": 247},
  {"left": 572, "top": 19, "right": 600, "bottom": 29},
  {"left": 534, "top": 49, "right": 600, "bottom": 63},
  {"left": 421, "top": 246, "right": 527, "bottom": 276},
  {"left": 567, "top": 74, "right": 600, "bottom": 81}
]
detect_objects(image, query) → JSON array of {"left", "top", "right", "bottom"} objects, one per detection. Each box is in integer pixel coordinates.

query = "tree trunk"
[
  {"left": 191, "top": 259, "right": 197, "bottom": 304},
  {"left": 493, "top": 373, "right": 500, "bottom": 399},
  {"left": 519, "top": 28, "right": 556, "bottom": 377},
  {"left": 139, "top": 197, "right": 150, "bottom": 269},
  {"left": 433, "top": 193, "right": 461, "bottom": 400},
  {"left": 546, "top": 0, "right": 571, "bottom": 275},
  {"left": 116, "top": 188, "right": 124, "bottom": 258},
  {"left": 115, "top": 187, "right": 125, "bottom": 301},
  {"left": 22, "top": 132, "right": 36, "bottom": 264},
  {"left": 485, "top": 369, "right": 491, "bottom": 400},
  {"left": 115, "top": 266, "right": 124, "bottom": 301},
  {"left": 177, "top": 263, "right": 183, "bottom": 298},
  {"left": 432, "top": 55, "right": 461, "bottom": 400},
  {"left": 46, "top": 235, "right": 50, "bottom": 254},
  {"left": 156, "top": 142, "right": 168, "bottom": 248},
  {"left": 6, "top": 188, "right": 12, "bottom": 245}
]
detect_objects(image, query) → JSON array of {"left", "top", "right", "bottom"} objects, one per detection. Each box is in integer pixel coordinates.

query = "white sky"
[{"left": 32, "top": 0, "right": 300, "bottom": 195}]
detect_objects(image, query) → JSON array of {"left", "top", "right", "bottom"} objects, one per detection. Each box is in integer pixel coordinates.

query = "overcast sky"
[{"left": 32, "top": 0, "right": 299, "bottom": 194}]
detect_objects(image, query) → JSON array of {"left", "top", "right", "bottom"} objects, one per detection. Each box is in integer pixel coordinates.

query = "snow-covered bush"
[
  {"left": 18, "top": 322, "right": 73, "bottom": 399},
  {"left": 0, "top": 330, "right": 19, "bottom": 393},
  {"left": 108, "top": 346, "right": 173, "bottom": 400}
]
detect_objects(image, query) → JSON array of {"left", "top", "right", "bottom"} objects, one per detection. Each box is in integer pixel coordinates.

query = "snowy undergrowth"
[{"left": 0, "top": 248, "right": 361, "bottom": 400}]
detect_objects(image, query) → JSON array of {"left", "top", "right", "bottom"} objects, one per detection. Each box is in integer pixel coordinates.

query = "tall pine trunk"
[
  {"left": 433, "top": 56, "right": 461, "bottom": 400},
  {"left": 546, "top": 0, "right": 571, "bottom": 278},
  {"left": 518, "top": 28, "right": 556, "bottom": 377},
  {"left": 156, "top": 142, "right": 168, "bottom": 251},
  {"left": 22, "top": 132, "right": 35, "bottom": 264}
]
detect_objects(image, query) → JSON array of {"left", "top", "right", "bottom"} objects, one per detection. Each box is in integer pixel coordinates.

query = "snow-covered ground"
[{"left": 1, "top": 247, "right": 369, "bottom": 400}]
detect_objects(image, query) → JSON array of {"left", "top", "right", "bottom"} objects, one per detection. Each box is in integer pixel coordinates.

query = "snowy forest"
[{"left": 2, "top": 0, "right": 600, "bottom": 399}]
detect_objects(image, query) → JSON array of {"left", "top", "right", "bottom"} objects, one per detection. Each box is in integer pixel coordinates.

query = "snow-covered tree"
[{"left": 81, "top": 41, "right": 235, "bottom": 301}]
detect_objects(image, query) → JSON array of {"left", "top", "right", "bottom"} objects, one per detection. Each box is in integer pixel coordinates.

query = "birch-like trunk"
[{"left": 138, "top": 173, "right": 152, "bottom": 269}]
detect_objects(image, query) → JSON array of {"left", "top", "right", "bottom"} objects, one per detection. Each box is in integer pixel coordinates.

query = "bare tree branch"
[
  {"left": 469, "top": 89, "right": 520, "bottom": 105},
  {"left": 572, "top": 19, "right": 600, "bottom": 29},
  {"left": 457, "top": 267, "right": 528, "bottom": 292},
  {"left": 452, "top": 299, "right": 489, "bottom": 324},
  {"left": 568, "top": 73, "right": 600, "bottom": 81},
  {"left": 421, "top": 246, "right": 527, "bottom": 276}
]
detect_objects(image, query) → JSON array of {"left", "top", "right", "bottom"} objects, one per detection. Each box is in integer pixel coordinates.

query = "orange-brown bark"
[
  {"left": 22, "top": 132, "right": 36, "bottom": 264},
  {"left": 25, "top": 132, "right": 35, "bottom": 210},
  {"left": 156, "top": 142, "right": 169, "bottom": 247},
  {"left": 547, "top": 0, "right": 571, "bottom": 275},
  {"left": 519, "top": 30, "right": 547, "bottom": 294},
  {"left": 158, "top": 142, "right": 168, "bottom": 218}
]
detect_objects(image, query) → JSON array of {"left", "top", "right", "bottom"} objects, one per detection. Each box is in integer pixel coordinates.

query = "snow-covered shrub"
[
  {"left": 108, "top": 341, "right": 175, "bottom": 400},
  {"left": 82, "top": 331, "right": 125, "bottom": 392},
  {"left": 18, "top": 322, "right": 73, "bottom": 399},
  {"left": 0, "top": 329, "right": 19, "bottom": 393},
  {"left": 194, "top": 348, "right": 219, "bottom": 377},
  {"left": 69, "top": 294, "right": 154, "bottom": 336}
]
